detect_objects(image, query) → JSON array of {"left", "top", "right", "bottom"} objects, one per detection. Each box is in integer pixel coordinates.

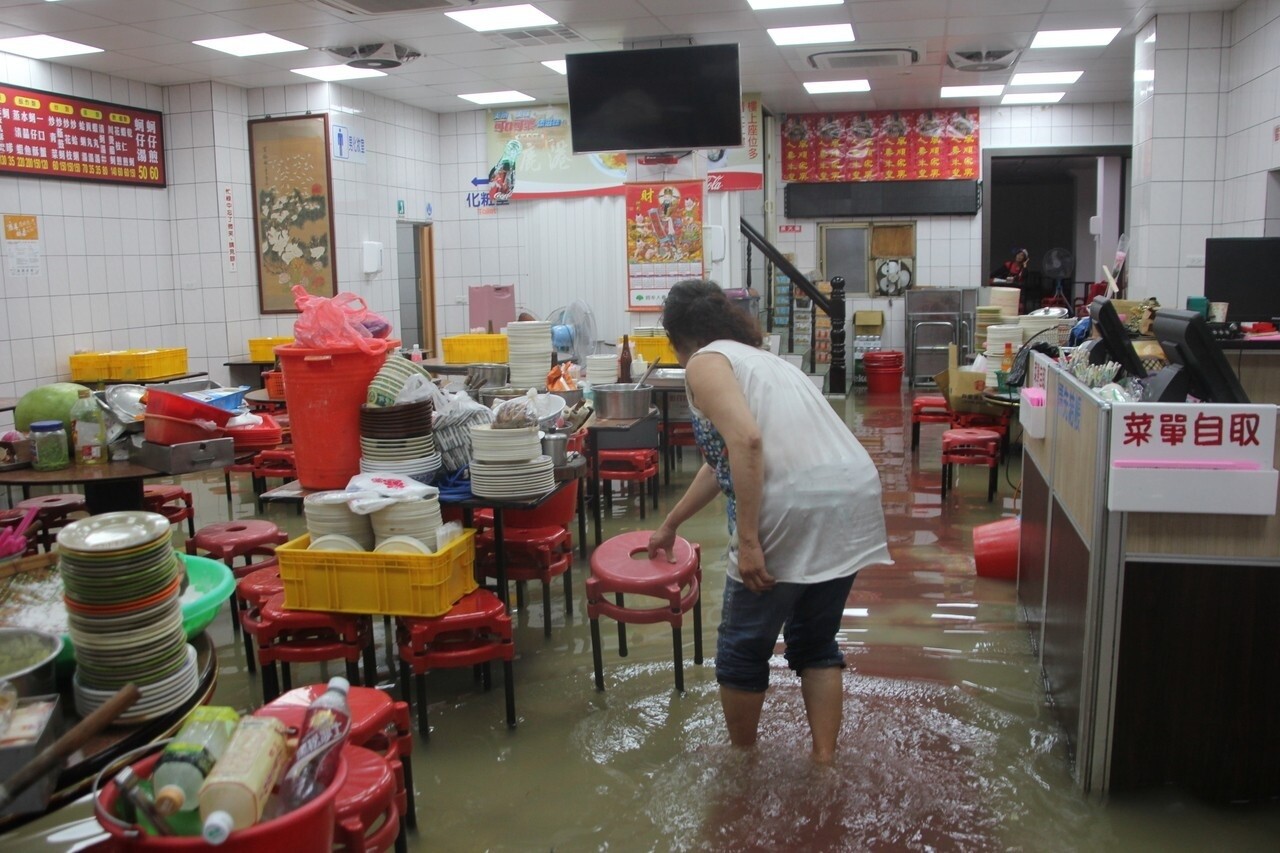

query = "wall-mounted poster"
[
  {"left": 0, "top": 83, "right": 165, "bottom": 186},
  {"left": 486, "top": 105, "right": 626, "bottom": 199},
  {"left": 706, "top": 94, "right": 764, "bottom": 192},
  {"left": 625, "top": 181, "right": 704, "bottom": 311},
  {"left": 249, "top": 115, "right": 337, "bottom": 314},
  {"left": 781, "top": 108, "right": 980, "bottom": 183}
]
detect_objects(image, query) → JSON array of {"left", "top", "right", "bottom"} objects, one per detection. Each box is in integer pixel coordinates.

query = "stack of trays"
[
  {"left": 359, "top": 400, "right": 441, "bottom": 483},
  {"left": 468, "top": 424, "right": 555, "bottom": 499},
  {"left": 367, "top": 354, "right": 431, "bottom": 408},
  {"left": 372, "top": 488, "right": 444, "bottom": 552},
  {"left": 506, "top": 320, "right": 553, "bottom": 390},
  {"left": 58, "top": 512, "right": 198, "bottom": 725},
  {"left": 586, "top": 353, "right": 618, "bottom": 384},
  {"left": 304, "top": 491, "right": 374, "bottom": 550}
]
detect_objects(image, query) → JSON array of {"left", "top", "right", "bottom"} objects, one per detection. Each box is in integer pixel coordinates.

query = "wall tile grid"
[{"left": 0, "top": 56, "right": 171, "bottom": 421}]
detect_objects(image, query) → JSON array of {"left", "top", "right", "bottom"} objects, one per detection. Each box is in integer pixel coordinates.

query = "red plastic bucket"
[
  {"left": 95, "top": 750, "right": 347, "bottom": 851},
  {"left": 864, "top": 367, "right": 903, "bottom": 393},
  {"left": 973, "top": 517, "right": 1020, "bottom": 580},
  {"left": 276, "top": 341, "right": 395, "bottom": 490}
]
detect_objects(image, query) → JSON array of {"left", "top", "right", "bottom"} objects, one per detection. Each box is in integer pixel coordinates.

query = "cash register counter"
[{"left": 1017, "top": 345, "right": 1280, "bottom": 802}]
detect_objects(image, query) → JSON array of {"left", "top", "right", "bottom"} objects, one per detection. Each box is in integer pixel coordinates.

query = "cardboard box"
[
  {"left": 934, "top": 345, "right": 1003, "bottom": 415},
  {"left": 854, "top": 310, "right": 884, "bottom": 336},
  {"left": 135, "top": 437, "right": 235, "bottom": 474},
  {"left": 0, "top": 695, "right": 60, "bottom": 819}
]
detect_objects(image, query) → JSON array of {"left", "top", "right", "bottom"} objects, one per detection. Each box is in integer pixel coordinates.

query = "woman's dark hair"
[{"left": 661, "top": 279, "right": 763, "bottom": 353}]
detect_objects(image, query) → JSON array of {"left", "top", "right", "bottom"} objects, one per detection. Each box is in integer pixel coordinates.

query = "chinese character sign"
[
  {"left": 625, "top": 181, "right": 704, "bottom": 311},
  {"left": 1111, "top": 403, "right": 1276, "bottom": 462},
  {"left": 0, "top": 84, "right": 165, "bottom": 186},
  {"left": 706, "top": 95, "right": 764, "bottom": 192},
  {"left": 780, "top": 108, "right": 979, "bottom": 183}
]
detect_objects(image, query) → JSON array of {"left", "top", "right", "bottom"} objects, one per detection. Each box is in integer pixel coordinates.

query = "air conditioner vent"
[
  {"left": 807, "top": 47, "right": 921, "bottom": 70},
  {"left": 487, "top": 26, "right": 585, "bottom": 47},
  {"left": 946, "top": 49, "right": 1020, "bottom": 72}
]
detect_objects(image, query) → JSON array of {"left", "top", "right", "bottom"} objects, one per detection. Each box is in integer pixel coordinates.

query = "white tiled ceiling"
[{"left": 0, "top": 0, "right": 1242, "bottom": 114}]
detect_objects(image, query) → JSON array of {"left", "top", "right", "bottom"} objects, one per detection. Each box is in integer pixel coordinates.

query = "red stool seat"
[
  {"left": 234, "top": 561, "right": 281, "bottom": 676},
  {"left": 142, "top": 484, "right": 196, "bottom": 536},
  {"left": 396, "top": 589, "right": 516, "bottom": 736},
  {"left": 242, "top": 593, "right": 376, "bottom": 703},
  {"left": 17, "top": 494, "right": 87, "bottom": 551},
  {"left": 332, "top": 745, "right": 401, "bottom": 853},
  {"left": 598, "top": 449, "right": 659, "bottom": 519},
  {"left": 586, "top": 531, "right": 702, "bottom": 693},
  {"left": 911, "top": 395, "right": 951, "bottom": 450},
  {"left": 941, "top": 428, "right": 1002, "bottom": 502}
]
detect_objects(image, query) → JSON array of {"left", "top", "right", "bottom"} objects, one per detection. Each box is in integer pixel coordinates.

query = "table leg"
[
  {"left": 83, "top": 478, "right": 145, "bottom": 514},
  {"left": 589, "top": 431, "right": 602, "bottom": 547},
  {"left": 493, "top": 508, "right": 509, "bottom": 612},
  {"left": 576, "top": 477, "right": 587, "bottom": 559},
  {"left": 660, "top": 393, "right": 671, "bottom": 486}
]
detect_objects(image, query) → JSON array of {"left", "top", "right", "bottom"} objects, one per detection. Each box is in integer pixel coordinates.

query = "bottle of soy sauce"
[{"left": 619, "top": 335, "right": 633, "bottom": 384}]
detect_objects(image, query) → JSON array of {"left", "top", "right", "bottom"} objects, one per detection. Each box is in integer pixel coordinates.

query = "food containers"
[{"left": 592, "top": 384, "right": 653, "bottom": 420}]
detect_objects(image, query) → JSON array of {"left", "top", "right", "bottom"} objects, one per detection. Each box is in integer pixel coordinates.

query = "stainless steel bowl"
[
  {"left": 0, "top": 628, "right": 63, "bottom": 697},
  {"left": 467, "top": 363, "right": 509, "bottom": 387},
  {"left": 478, "top": 386, "right": 526, "bottom": 408},
  {"left": 592, "top": 383, "right": 653, "bottom": 419}
]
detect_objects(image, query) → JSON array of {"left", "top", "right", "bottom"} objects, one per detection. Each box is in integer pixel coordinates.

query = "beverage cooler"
[{"left": 906, "top": 288, "right": 978, "bottom": 387}]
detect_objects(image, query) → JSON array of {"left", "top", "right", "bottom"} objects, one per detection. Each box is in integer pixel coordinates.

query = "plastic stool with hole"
[
  {"left": 911, "top": 394, "right": 951, "bottom": 450},
  {"left": 587, "top": 531, "right": 702, "bottom": 693},
  {"left": 598, "top": 449, "right": 660, "bottom": 518},
  {"left": 243, "top": 593, "right": 376, "bottom": 702},
  {"left": 234, "top": 561, "right": 281, "bottom": 675},
  {"left": 941, "top": 428, "right": 1002, "bottom": 502},
  {"left": 16, "top": 494, "right": 87, "bottom": 552},
  {"left": 142, "top": 484, "right": 196, "bottom": 537}
]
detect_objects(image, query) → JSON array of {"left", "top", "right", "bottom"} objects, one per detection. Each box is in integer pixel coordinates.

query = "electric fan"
[
  {"left": 873, "top": 257, "right": 913, "bottom": 296},
  {"left": 549, "top": 300, "right": 599, "bottom": 363},
  {"left": 1042, "top": 247, "right": 1075, "bottom": 307}
]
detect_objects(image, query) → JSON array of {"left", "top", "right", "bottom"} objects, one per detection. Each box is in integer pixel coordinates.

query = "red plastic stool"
[
  {"left": 332, "top": 745, "right": 402, "bottom": 853},
  {"left": 911, "top": 394, "right": 951, "bottom": 450},
  {"left": 587, "top": 531, "right": 702, "bottom": 693},
  {"left": 475, "top": 542, "right": 572, "bottom": 637},
  {"left": 16, "top": 494, "right": 87, "bottom": 552},
  {"left": 941, "top": 428, "right": 1002, "bottom": 502},
  {"left": 396, "top": 590, "right": 516, "bottom": 737},
  {"left": 186, "top": 520, "right": 288, "bottom": 634},
  {"left": 257, "top": 684, "right": 417, "bottom": 832},
  {"left": 950, "top": 410, "right": 1011, "bottom": 458},
  {"left": 243, "top": 593, "right": 376, "bottom": 702},
  {"left": 598, "top": 448, "right": 660, "bottom": 518},
  {"left": 142, "top": 484, "right": 196, "bottom": 536},
  {"left": 234, "top": 561, "right": 281, "bottom": 675}
]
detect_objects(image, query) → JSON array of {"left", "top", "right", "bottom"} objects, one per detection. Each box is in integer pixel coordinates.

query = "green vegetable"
[{"left": 15, "top": 383, "right": 92, "bottom": 432}]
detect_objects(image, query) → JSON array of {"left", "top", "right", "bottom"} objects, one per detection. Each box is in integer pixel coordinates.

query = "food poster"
[
  {"left": 625, "top": 181, "right": 704, "bottom": 311},
  {"left": 486, "top": 105, "right": 626, "bottom": 199},
  {"left": 780, "top": 108, "right": 979, "bottom": 183},
  {"left": 3, "top": 213, "right": 41, "bottom": 277}
]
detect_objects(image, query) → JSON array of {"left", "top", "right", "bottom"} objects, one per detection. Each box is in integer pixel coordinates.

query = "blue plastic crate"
[{"left": 182, "top": 385, "right": 250, "bottom": 411}]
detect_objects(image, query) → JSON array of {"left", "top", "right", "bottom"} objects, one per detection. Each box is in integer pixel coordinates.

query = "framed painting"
[{"left": 248, "top": 114, "right": 337, "bottom": 313}]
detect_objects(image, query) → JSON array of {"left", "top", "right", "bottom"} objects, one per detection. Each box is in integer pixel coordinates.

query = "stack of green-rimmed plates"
[{"left": 367, "top": 355, "right": 431, "bottom": 407}]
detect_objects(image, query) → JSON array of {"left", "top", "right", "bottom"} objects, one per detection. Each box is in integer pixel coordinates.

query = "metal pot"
[
  {"left": 557, "top": 388, "right": 583, "bottom": 408},
  {"left": 592, "top": 383, "right": 654, "bottom": 419},
  {"left": 467, "top": 363, "right": 509, "bottom": 388},
  {"left": 0, "top": 627, "right": 63, "bottom": 697},
  {"left": 478, "top": 386, "right": 525, "bottom": 408}
]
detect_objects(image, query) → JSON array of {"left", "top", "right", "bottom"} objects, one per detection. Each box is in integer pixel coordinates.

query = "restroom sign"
[{"left": 331, "top": 123, "right": 366, "bottom": 164}]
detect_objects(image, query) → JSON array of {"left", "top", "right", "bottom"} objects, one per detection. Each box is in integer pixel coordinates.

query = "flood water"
[{"left": 6, "top": 390, "right": 1279, "bottom": 851}]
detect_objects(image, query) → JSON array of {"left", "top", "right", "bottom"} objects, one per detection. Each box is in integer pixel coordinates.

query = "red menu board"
[
  {"left": 781, "top": 108, "right": 979, "bottom": 183},
  {"left": 0, "top": 84, "right": 166, "bottom": 187}
]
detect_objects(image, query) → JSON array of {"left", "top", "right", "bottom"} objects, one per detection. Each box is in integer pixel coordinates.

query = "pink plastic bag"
[{"left": 291, "top": 285, "right": 391, "bottom": 354}]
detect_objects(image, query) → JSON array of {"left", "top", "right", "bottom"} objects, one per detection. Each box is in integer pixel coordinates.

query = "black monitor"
[
  {"left": 1087, "top": 297, "right": 1149, "bottom": 380},
  {"left": 1143, "top": 308, "right": 1251, "bottom": 403}
]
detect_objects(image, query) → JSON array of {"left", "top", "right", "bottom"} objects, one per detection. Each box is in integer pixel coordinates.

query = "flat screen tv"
[
  {"left": 1204, "top": 237, "right": 1280, "bottom": 324},
  {"left": 566, "top": 44, "right": 742, "bottom": 154}
]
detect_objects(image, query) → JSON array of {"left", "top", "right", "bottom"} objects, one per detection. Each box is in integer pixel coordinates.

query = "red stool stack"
[
  {"left": 142, "top": 484, "right": 196, "bottom": 536},
  {"left": 598, "top": 448, "right": 660, "bottom": 519},
  {"left": 186, "top": 520, "right": 289, "bottom": 634},
  {"left": 234, "top": 561, "right": 282, "bottom": 674},
  {"left": 395, "top": 589, "right": 515, "bottom": 737},
  {"left": 255, "top": 684, "right": 417, "bottom": 839},
  {"left": 910, "top": 394, "right": 951, "bottom": 450},
  {"left": 16, "top": 494, "right": 86, "bottom": 552},
  {"left": 332, "top": 745, "right": 402, "bottom": 853},
  {"left": 940, "top": 428, "right": 1002, "bottom": 502},
  {"left": 950, "top": 410, "right": 1011, "bottom": 458},
  {"left": 242, "top": 592, "right": 377, "bottom": 702},
  {"left": 587, "top": 531, "right": 702, "bottom": 693}
]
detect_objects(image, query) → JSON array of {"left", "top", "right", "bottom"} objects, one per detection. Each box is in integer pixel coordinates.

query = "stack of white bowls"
[
  {"left": 371, "top": 489, "right": 444, "bottom": 552},
  {"left": 506, "top": 320, "right": 553, "bottom": 390},
  {"left": 586, "top": 353, "right": 618, "bottom": 384},
  {"left": 303, "top": 491, "right": 375, "bottom": 550},
  {"left": 468, "top": 424, "right": 555, "bottom": 499},
  {"left": 983, "top": 324, "right": 1025, "bottom": 388},
  {"left": 987, "top": 286, "right": 1021, "bottom": 319}
]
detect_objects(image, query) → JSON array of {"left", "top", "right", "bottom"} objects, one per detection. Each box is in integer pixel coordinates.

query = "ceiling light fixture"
[
  {"left": 445, "top": 4, "right": 557, "bottom": 32},
  {"left": 1010, "top": 70, "right": 1082, "bottom": 86},
  {"left": 804, "top": 79, "right": 870, "bottom": 94},
  {"left": 748, "top": 0, "right": 844, "bottom": 9},
  {"left": 1133, "top": 69, "right": 1154, "bottom": 82},
  {"left": 459, "top": 90, "right": 536, "bottom": 105},
  {"left": 768, "top": 23, "right": 855, "bottom": 46},
  {"left": 1030, "top": 28, "right": 1121, "bottom": 49},
  {"left": 194, "top": 33, "right": 307, "bottom": 57},
  {"left": 291, "top": 65, "right": 387, "bottom": 81},
  {"left": 1002, "top": 92, "right": 1065, "bottom": 104},
  {"left": 0, "top": 34, "right": 102, "bottom": 59},
  {"left": 542, "top": 59, "right": 567, "bottom": 74},
  {"left": 941, "top": 84, "right": 1003, "bottom": 98}
]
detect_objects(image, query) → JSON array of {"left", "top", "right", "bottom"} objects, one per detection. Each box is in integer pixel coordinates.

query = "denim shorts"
[{"left": 715, "top": 573, "right": 857, "bottom": 693}]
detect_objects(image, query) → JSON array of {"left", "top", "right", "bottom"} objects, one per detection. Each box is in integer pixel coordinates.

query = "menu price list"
[{"left": 0, "top": 84, "right": 166, "bottom": 186}]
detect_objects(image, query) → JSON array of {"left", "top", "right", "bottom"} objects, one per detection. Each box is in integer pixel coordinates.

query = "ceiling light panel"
[
  {"left": 1010, "top": 71, "right": 1083, "bottom": 86},
  {"left": 804, "top": 79, "right": 870, "bottom": 94},
  {"left": 194, "top": 33, "right": 307, "bottom": 57},
  {"left": 446, "top": 5, "right": 557, "bottom": 33},
  {"left": 1002, "top": 92, "right": 1065, "bottom": 104},
  {"left": 941, "top": 85, "right": 1003, "bottom": 98},
  {"left": 542, "top": 59, "right": 567, "bottom": 74},
  {"left": 458, "top": 90, "right": 536, "bottom": 105},
  {"left": 767, "top": 23, "right": 855, "bottom": 46},
  {"left": 0, "top": 35, "right": 101, "bottom": 59},
  {"left": 1030, "top": 28, "right": 1121, "bottom": 49},
  {"left": 748, "top": 0, "right": 844, "bottom": 9},
  {"left": 292, "top": 66, "right": 387, "bottom": 81}
]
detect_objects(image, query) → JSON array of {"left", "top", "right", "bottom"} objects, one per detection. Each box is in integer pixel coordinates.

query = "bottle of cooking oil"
[{"left": 69, "top": 389, "right": 106, "bottom": 465}]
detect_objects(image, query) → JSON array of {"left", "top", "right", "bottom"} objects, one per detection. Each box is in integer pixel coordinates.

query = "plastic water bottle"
[
  {"left": 153, "top": 707, "right": 240, "bottom": 815},
  {"left": 69, "top": 389, "right": 106, "bottom": 465},
  {"left": 410, "top": 344, "right": 423, "bottom": 363},
  {"left": 199, "top": 717, "right": 289, "bottom": 844},
  {"left": 276, "top": 677, "right": 352, "bottom": 812}
]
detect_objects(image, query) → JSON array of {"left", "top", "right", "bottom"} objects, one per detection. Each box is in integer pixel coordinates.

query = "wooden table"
[
  {"left": 585, "top": 409, "right": 660, "bottom": 546},
  {"left": 0, "top": 397, "right": 19, "bottom": 414},
  {"left": 0, "top": 461, "right": 167, "bottom": 514}
]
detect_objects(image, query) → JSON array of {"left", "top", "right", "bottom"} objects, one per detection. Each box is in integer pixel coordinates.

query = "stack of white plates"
[
  {"left": 586, "top": 353, "right": 618, "bottom": 383},
  {"left": 371, "top": 492, "right": 443, "bottom": 551},
  {"left": 303, "top": 491, "right": 374, "bottom": 551},
  {"left": 984, "top": 324, "right": 1025, "bottom": 387},
  {"left": 988, "top": 286, "right": 1021, "bottom": 318},
  {"left": 506, "top": 320, "right": 553, "bottom": 390},
  {"left": 469, "top": 424, "right": 541, "bottom": 463},
  {"left": 359, "top": 434, "right": 442, "bottom": 483},
  {"left": 631, "top": 326, "right": 664, "bottom": 337},
  {"left": 470, "top": 456, "right": 556, "bottom": 499}
]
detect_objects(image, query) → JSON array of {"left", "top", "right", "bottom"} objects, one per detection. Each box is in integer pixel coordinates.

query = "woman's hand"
[
  {"left": 648, "top": 523, "right": 679, "bottom": 563},
  {"left": 737, "top": 538, "right": 775, "bottom": 593}
]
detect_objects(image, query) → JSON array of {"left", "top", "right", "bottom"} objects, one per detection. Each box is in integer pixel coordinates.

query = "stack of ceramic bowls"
[
  {"left": 983, "top": 324, "right": 1025, "bottom": 388},
  {"left": 506, "top": 320, "right": 553, "bottom": 390},
  {"left": 371, "top": 487, "right": 444, "bottom": 552},
  {"left": 367, "top": 354, "right": 432, "bottom": 408},
  {"left": 359, "top": 400, "right": 441, "bottom": 483},
  {"left": 303, "top": 491, "right": 374, "bottom": 550},
  {"left": 586, "top": 353, "right": 618, "bottom": 384},
  {"left": 468, "top": 424, "right": 555, "bottom": 498},
  {"left": 975, "top": 306, "right": 1006, "bottom": 354},
  {"left": 58, "top": 512, "right": 198, "bottom": 724}
]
